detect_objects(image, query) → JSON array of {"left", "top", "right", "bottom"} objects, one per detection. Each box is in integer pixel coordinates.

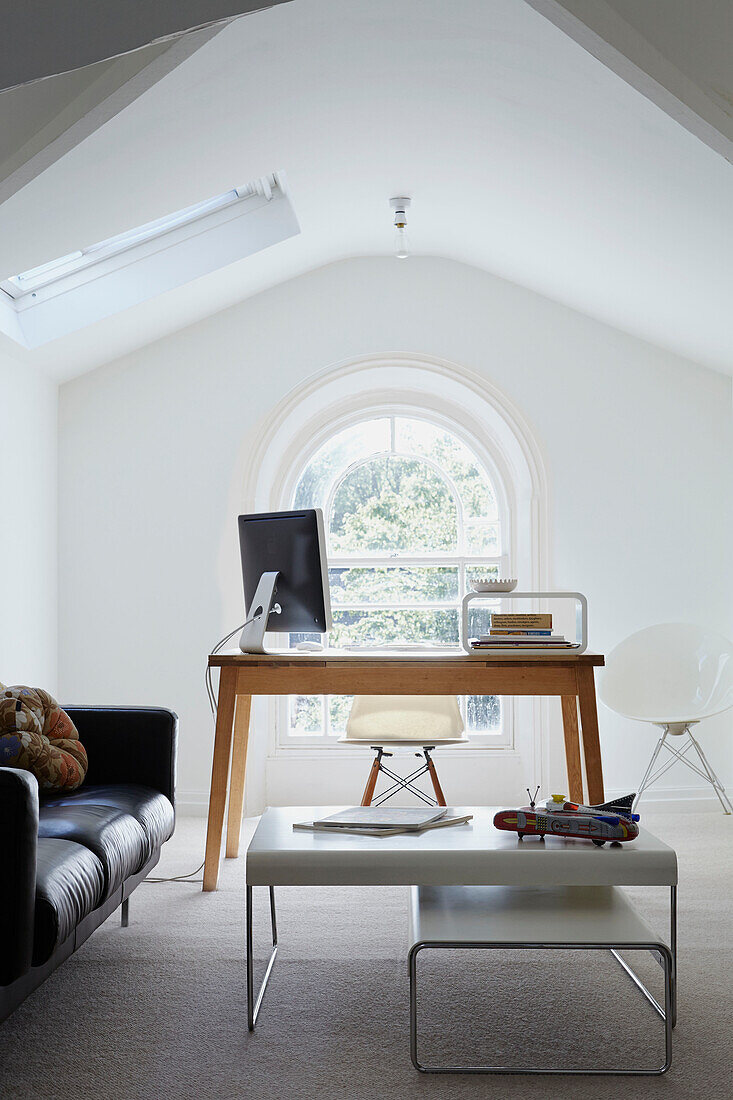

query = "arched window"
[
  {"left": 233, "top": 354, "right": 550, "bottom": 800},
  {"left": 287, "top": 413, "right": 510, "bottom": 741}
]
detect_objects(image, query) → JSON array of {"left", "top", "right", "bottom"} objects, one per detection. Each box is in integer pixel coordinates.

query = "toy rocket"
[{"left": 493, "top": 790, "right": 640, "bottom": 846}]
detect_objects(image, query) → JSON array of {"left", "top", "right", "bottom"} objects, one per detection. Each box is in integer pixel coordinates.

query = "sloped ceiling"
[
  {"left": 0, "top": 40, "right": 189, "bottom": 201},
  {"left": 526, "top": 0, "right": 733, "bottom": 163},
  {"left": 0, "top": 4, "right": 292, "bottom": 203},
  {"left": 608, "top": 0, "right": 733, "bottom": 124},
  {"left": 0, "top": 2, "right": 292, "bottom": 90},
  {"left": 1, "top": 0, "right": 732, "bottom": 380}
]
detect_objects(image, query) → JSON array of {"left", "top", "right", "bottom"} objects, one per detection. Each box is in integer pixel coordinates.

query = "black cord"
[
  {"left": 205, "top": 616, "right": 255, "bottom": 716},
  {"left": 143, "top": 860, "right": 205, "bottom": 884},
  {"left": 146, "top": 619, "right": 255, "bottom": 886}
]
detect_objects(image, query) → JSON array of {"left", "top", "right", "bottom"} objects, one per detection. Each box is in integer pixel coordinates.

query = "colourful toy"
[{"left": 493, "top": 788, "right": 640, "bottom": 846}]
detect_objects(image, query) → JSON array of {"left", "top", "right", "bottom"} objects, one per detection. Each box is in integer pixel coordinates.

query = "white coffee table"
[
  {"left": 409, "top": 884, "right": 673, "bottom": 1074},
  {"left": 245, "top": 806, "right": 678, "bottom": 1041}
]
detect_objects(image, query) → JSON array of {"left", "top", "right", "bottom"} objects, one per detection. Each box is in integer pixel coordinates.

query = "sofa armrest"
[
  {"left": 62, "top": 707, "right": 178, "bottom": 807},
  {"left": 0, "top": 768, "right": 38, "bottom": 985}
]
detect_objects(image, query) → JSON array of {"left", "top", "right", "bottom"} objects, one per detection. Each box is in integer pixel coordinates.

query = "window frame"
[
  {"left": 276, "top": 408, "right": 514, "bottom": 749},
  {"left": 0, "top": 174, "right": 299, "bottom": 349}
]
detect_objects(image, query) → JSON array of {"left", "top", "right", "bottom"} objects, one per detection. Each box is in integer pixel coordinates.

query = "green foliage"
[
  {"left": 328, "top": 695, "right": 352, "bottom": 733},
  {"left": 288, "top": 415, "right": 504, "bottom": 735},
  {"left": 395, "top": 419, "right": 497, "bottom": 521},
  {"left": 290, "top": 694, "right": 323, "bottom": 734},
  {"left": 330, "top": 608, "right": 458, "bottom": 647},
  {"left": 330, "top": 456, "right": 457, "bottom": 554},
  {"left": 330, "top": 566, "right": 459, "bottom": 605}
]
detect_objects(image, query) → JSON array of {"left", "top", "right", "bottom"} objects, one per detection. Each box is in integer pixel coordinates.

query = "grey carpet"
[{"left": 1, "top": 812, "right": 732, "bottom": 1099}]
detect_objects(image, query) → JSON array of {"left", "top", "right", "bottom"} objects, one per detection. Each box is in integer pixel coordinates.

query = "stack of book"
[{"left": 470, "top": 612, "right": 577, "bottom": 649}]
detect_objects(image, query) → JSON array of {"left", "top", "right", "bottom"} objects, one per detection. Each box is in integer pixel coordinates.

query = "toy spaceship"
[{"left": 493, "top": 789, "right": 640, "bottom": 846}]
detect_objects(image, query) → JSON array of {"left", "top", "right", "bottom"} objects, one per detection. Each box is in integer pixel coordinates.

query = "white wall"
[
  {"left": 0, "top": 350, "right": 57, "bottom": 688},
  {"left": 57, "top": 257, "right": 733, "bottom": 812}
]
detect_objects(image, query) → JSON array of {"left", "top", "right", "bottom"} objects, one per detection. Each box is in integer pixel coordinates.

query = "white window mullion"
[{"left": 328, "top": 554, "right": 504, "bottom": 567}]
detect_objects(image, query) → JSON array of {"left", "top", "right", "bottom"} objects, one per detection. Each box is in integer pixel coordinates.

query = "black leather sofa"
[{"left": 1, "top": 706, "right": 177, "bottom": 1023}]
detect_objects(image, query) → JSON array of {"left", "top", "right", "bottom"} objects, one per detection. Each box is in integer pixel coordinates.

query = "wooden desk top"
[{"left": 210, "top": 649, "right": 604, "bottom": 667}]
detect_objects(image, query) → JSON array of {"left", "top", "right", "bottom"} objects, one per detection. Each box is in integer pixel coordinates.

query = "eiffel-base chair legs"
[
  {"left": 360, "top": 746, "right": 448, "bottom": 807},
  {"left": 635, "top": 724, "right": 733, "bottom": 814}
]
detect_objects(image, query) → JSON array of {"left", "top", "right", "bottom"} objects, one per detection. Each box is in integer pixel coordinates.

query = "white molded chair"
[
  {"left": 598, "top": 623, "right": 733, "bottom": 813},
  {"left": 339, "top": 695, "right": 467, "bottom": 807}
]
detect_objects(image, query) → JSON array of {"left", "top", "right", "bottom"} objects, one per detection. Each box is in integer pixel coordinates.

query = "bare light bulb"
[{"left": 390, "top": 196, "right": 411, "bottom": 260}]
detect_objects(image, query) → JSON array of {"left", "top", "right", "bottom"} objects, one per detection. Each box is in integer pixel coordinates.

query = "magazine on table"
[{"left": 293, "top": 808, "right": 473, "bottom": 837}]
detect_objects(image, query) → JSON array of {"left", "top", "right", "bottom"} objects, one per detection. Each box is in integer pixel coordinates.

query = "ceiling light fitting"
[{"left": 390, "top": 196, "right": 411, "bottom": 260}]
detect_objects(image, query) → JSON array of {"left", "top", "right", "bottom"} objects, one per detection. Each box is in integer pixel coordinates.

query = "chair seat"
[
  {"left": 346, "top": 694, "right": 465, "bottom": 741},
  {"left": 338, "top": 737, "right": 468, "bottom": 747},
  {"left": 598, "top": 623, "right": 733, "bottom": 724},
  {"left": 599, "top": 624, "right": 733, "bottom": 813},
  {"left": 33, "top": 838, "right": 105, "bottom": 965}
]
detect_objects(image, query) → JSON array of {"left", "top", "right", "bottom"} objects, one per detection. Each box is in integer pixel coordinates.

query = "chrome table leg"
[
  {"left": 410, "top": 941, "right": 672, "bottom": 1075},
  {"left": 246, "top": 885, "right": 278, "bottom": 1031},
  {"left": 670, "top": 884, "right": 677, "bottom": 1027},
  {"left": 611, "top": 884, "right": 677, "bottom": 1028}
]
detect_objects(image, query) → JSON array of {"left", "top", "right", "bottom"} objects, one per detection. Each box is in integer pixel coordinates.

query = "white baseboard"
[
  {"left": 176, "top": 791, "right": 211, "bottom": 817},
  {"left": 175, "top": 783, "right": 732, "bottom": 817},
  {"left": 606, "top": 784, "right": 732, "bottom": 813}
]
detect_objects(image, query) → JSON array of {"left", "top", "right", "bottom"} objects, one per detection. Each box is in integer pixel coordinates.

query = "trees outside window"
[{"left": 284, "top": 414, "right": 510, "bottom": 742}]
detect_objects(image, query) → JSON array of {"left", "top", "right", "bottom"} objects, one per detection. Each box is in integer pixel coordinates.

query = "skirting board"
[
  {"left": 605, "top": 784, "right": 732, "bottom": 813},
  {"left": 175, "top": 783, "right": 732, "bottom": 817}
]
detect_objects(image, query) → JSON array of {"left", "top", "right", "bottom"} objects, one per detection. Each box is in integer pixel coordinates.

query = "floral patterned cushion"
[{"left": 0, "top": 686, "right": 87, "bottom": 792}]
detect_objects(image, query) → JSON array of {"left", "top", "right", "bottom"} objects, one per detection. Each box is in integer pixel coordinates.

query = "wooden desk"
[{"left": 203, "top": 651, "right": 605, "bottom": 891}]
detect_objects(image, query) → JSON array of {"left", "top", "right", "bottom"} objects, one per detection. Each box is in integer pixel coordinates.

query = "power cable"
[{"left": 144, "top": 616, "right": 254, "bottom": 884}]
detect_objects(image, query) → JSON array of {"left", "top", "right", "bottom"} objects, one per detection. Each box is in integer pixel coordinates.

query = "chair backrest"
[
  {"left": 346, "top": 695, "right": 464, "bottom": 741},
  {"left": 598, "top": 623, "right": 733, "bottom": 724}
]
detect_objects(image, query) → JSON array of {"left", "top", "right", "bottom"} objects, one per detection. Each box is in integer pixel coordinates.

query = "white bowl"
[{"left": 471, "top": 578, "right": 518, "bottom": 593}]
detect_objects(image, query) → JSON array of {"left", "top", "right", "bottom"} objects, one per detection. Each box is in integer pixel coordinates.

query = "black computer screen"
[{"left": 238, "top": 509, "right": 330, "bottom": 634}]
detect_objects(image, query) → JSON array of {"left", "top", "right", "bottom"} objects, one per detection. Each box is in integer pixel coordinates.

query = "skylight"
[{"left": 0, "top": 173, "right": 299, "bottom": 348}]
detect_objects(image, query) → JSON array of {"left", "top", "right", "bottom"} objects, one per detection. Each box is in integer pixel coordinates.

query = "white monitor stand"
[{"left": 239, "top": 571, "right": 281, "bottom": 654}]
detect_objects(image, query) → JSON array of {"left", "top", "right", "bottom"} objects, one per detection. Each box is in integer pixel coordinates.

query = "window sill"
[{"left": 271, "top": 743, "right": 516, "bottom": 759}]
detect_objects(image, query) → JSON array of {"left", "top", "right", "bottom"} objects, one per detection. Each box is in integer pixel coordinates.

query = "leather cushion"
[
  {"left": 42, "top": 784, "right": 174, "bottom": 865},
  {"left": 38, "top": 802, "right": 147, "bottom": 900},
  {"left": 34, "top": 838, "right": 105, "bottom": 965}
]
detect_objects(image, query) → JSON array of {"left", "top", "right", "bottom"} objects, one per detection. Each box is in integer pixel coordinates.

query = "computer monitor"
[{"left": 237, "top": 508, "right": 332, "bottom": 653}]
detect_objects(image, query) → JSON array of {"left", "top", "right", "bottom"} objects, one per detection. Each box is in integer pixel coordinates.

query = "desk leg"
[
  {"left": 203, "top": 667, "right": 237, "bottom": 892},
  {"left": 560, "top": 696, "right": 584, "bottom": 804},
  {"left": 226, "top": 694, "right": 252, "bottom": 859},
  {"left": 577, "top": 665, "right": 605, "bottom": 804}
]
